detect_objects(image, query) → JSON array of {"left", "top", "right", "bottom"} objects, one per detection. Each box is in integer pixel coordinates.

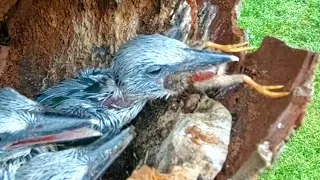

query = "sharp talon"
[
  {"left": 260, "top": 91, "right": 290, "bottom": 98},
  {"left": 228, "top": 46, "right": 255, "bottom": 52},
  {"left": 264, "top": 85, "right": 285, "bottom": 90},
  {"left": 232, "top": 42, "right": 248, "bottom": 47},
  {"left": 202, "top": 41, "right": 254, "bottom": 53},
  {"left": 253, "top": 85, "right": 290, "bottom": 98},
  {"left": 242, "top": 75, "right": 290, "bottom": 98}
]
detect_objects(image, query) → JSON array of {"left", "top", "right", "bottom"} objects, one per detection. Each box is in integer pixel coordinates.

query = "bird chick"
[
  {"left": 14, "top": 126, "right": 135, "bottom": 180},
  {"left": 30, "top": 34, "right": 238, "bottom": 179},
  {"left": 32, "top": 34, "right": 288, "bottom": 178},
  {"left": 0, "top": 88, "right": 102, "bottom": 180},
  {"left": 0, "top": 88, "right": 102, "bottom": 150},
  {"left": 37, "top": 34, "right": 239, "bottom": 134}
]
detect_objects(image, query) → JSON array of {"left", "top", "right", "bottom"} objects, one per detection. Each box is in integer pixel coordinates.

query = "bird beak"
[
  {"left": 0, "top": 114, "right": 102, "bottom": 150},
  {"left": 166, "top": 49, "right": 239, "bottom": 76},
  {"left": 85, "top": 126, "right": 136, "bottom": 179},
  {"left": 178, "top": 49, "right": 239, "bottom": 72},
  {"left": 164, "top": 49, "right": 239, "bottom": 90}
]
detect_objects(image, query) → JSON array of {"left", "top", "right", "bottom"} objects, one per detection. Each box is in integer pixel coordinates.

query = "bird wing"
[
  {"left": 37, "top": 68, "right": 118, "bottom": 108},
  {"left": 36, "top": 68, "right": 123, "bottom": 133},
  {"left": 0, "top": 88, "right": 44, "bottom": 112},
  {"left": 52, "top": 98, "right": 121, "bottom": 131},
  {"left": 0, "top": 146, "right": 53, "bottom": 180},
  {"left": 14, "top": 126, "right": 136, "bottom": 180},
  {"left": 13, "top": 148, "right": 87, "bottom": 180}
]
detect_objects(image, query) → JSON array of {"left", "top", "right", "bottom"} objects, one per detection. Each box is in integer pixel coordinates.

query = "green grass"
[{"left": 238, "top": 0, "right": 320, "bottom": 179}]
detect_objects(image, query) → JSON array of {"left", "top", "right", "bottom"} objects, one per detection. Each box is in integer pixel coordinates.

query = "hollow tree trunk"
[
  {"left": 0, "top": 0, "right": 318, "bottom": 180},
  {"left": 1, "top": 0, "right": 245, "bottom": 98}
]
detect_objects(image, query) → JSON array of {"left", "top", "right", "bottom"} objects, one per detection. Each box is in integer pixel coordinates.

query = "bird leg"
[
  {"left": 199, "top": 41, "right": 254, "bottom": 53},
  {"left": 187, "top": 40, "right": 254, "bottom": 53},
  {"left": 241, "top": 75, "right": 290, "bottom": 98},
  {"left": 192, "top": 74, "right": 290, "bottom": 98}
]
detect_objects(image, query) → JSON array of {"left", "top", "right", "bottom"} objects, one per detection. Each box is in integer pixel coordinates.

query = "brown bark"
[
  {"left": 1, "top": 0, "right": 181, "bottom": 97},
  {"left": 0, "top": 0, "right": 17, "bottom": 21},
  {"left": 0, "top": 46, "right": 9, "bottom": 76}
]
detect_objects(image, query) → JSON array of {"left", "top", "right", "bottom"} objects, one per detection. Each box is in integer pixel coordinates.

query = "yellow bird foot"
[
  {"left": 243, "top": 75, "right": 290, "bottom": 98},
  {"left": 200, "top": 41, "right": 255, "bottom": 53}
]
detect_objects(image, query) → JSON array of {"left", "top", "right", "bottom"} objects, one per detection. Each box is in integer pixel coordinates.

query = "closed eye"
[{"left": 146, "top": 66, "right": 162, "bottom": 75}]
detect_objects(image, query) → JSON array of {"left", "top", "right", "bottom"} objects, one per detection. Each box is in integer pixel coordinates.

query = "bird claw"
[
  {"left": 253, "top": 84, "right": 290, "bottom": 98},
  {"left": 243, "top": 75, "right": 290, "bottom": 98},
  {"left": 201, "top": 41, "right": 255, "bottom": 53}
]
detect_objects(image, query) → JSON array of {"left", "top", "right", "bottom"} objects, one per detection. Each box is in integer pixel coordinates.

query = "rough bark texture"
[
  {"left": 0, "top": 0, "right": 17, "bottom": 21},
  {"left": 0, "top": 46, "right": 9, "bottom": 76},
  {"left": 1, "top": 0, "right": 180, "bottom": 97},
  {"left": 0, "top": 0, "right": 318, "bottom": 180}
]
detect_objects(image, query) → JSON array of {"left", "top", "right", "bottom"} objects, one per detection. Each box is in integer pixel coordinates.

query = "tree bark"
[{"left": 1, "top": 0, "right": 183, "bottom": 97}]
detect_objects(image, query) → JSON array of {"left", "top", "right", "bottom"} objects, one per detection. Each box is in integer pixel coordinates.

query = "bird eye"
[
  {"left": 146, "top": 66, "right": 162, "bottom": 76},
  {"left": 35, "top": 124, "right": 44, "bottom": 129}
]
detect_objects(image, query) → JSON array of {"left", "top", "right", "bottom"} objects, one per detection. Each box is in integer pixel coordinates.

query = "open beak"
[
  {"left": 164, "top": 49, "right": 238, "bottom": 90},
  {"left": 0, "top": 113, "right": 103, "bottom": 151}
]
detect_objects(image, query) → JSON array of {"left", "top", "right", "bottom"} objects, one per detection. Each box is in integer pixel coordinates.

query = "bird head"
[{"left": 112, "top": 34, "right": 238, "bottom": 100}]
